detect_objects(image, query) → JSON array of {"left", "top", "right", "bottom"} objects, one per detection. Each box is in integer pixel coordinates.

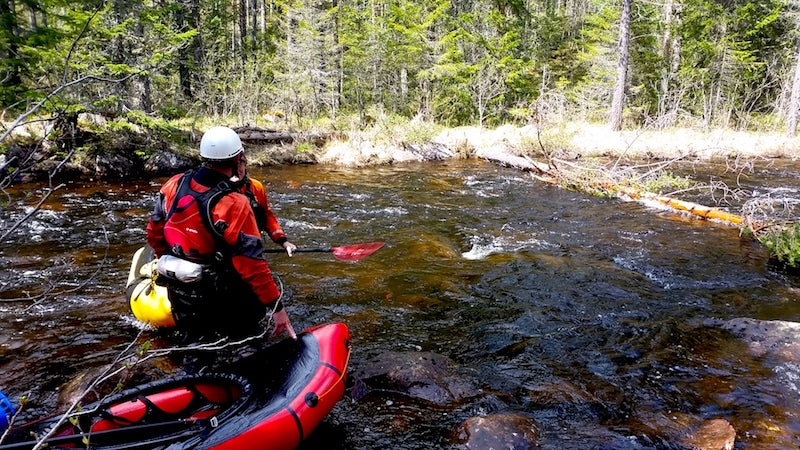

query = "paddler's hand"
[
  {"left": 272, "top": 309, "right": 297, "bottom": 340},
  {"left": 282, "top": 241, "right": 297, "bottom": 257}
]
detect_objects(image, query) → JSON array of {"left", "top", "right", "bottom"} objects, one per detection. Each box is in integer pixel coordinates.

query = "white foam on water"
[
  {"left": 119, "top": 314, "right": 155, "bottom": 331},
  {"left": 462, "top": 241, "right": 502, "bottom": 260},
  {"left": 461, "top": 234, "right": 555, "bottom": 260},
  {"left": 283, "top": 219, "right": 329, "bottom": 230},
  {"left": 774, "top": 362, "right": 800, "bottom": 398}
]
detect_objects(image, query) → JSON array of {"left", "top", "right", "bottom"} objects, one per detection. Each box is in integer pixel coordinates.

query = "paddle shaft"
[
  {"left": 263, "top": 247, "right": 331, "bottom": 253},
  {"left": 262, "top": 242, "right": 384, "bottom": 261}
]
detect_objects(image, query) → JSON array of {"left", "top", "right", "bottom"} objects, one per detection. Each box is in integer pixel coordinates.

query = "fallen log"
[
  {"left": 475, "top": 148, "right": 555, "bottom": 176},
  {"left": 232, "top": 126, "right": 333, "bottom": 146}
]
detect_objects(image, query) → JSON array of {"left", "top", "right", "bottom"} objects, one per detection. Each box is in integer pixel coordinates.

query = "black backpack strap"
[
  {"left": 242, "top": 179, "right": 268, "bottom": 232},
  {"left": 166, "top": 170, "right": 195, "bottom": 217},
  {"left": 198, "top": 180, "right": 235, "bottom": 240}
]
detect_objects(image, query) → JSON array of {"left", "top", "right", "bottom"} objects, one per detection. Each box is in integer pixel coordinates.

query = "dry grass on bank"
[
  {"left": 434, "top": 123, "right": 800, "bottom": 162},
  {"left": 317, "top": 121, "right": 800, "bottom": 166}
]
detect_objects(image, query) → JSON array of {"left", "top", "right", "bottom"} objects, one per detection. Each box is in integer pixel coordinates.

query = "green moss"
[{"left": 638, "top": 171, "right": 694, "bottom": 193}]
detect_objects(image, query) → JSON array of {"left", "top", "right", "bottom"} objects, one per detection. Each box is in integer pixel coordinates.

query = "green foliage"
[
  {"left": 93, "top": 95, "right": 122, "bottom": 115},
  {"left": 758, "top": 224, "right": 800, "bottom": 268},
  {"left": 0, "top": 0, "right": 797, "bottom": 132},
  {"left": 136, "top": 340, "right": 151, "bottom": 356},
  {"left": 159, "top": 105, "right": 188, "bottom": 120},
  {"left": 295, "top": 141, "right": 315, "bottom": 153},
  {"left": 125, "top": 110, "right": 176, "bottom": 134}
]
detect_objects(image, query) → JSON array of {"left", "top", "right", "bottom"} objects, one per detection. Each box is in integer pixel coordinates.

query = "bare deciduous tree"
[
  {"left": 787, "top": 40, "right": 800, "bottom": 137},
  {"left": 609, "top": 0, "right": 631, "bottom": 131}
]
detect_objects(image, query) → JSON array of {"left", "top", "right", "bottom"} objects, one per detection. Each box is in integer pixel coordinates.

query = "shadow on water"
[{"left": 2, "top": 159, "right": 800, "bottom": 448}]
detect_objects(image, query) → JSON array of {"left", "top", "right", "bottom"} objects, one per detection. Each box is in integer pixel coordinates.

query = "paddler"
[
  {"left": 235, "top": 145, "right": 298, "bottom": 255},
  {"left": 145, "top": 125, "right": 296, "bottom": 341}
]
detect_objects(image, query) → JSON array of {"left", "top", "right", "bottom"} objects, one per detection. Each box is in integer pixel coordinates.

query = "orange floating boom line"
[{"left": 614, "top": 186, "right": 743, "bottom": 226}]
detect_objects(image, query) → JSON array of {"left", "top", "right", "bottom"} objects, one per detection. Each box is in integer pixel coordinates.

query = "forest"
[{"left": 0, "top": 0, "right": 799, "bottom": 136}]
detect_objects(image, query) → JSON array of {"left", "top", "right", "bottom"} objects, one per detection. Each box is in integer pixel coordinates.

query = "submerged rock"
[
  {"left": 351, "top": 351, "right": 480, "bottom": 405},
  {"left": 711, "top": 317, "right": 800, "bottom": 362},
  {"left": 449, "top": 413, "right": 539, "bottom": 449},
  {"left": 682, "top": 418, "right": 736, "bottom": 450},
  {"left": 627, "top": 411, "right": 736, "bottom": 449}
]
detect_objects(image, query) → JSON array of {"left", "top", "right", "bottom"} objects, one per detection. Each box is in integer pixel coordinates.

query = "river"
[{"left": 1, "top": 158, "right": 799, "bottom": 448}]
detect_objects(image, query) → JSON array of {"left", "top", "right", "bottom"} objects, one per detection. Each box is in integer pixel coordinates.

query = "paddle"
[{"left": 263, "top": 242, "right": 384, "bottom": 261}]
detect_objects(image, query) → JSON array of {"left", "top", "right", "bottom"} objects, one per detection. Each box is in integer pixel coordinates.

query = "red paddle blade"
[{"left": 330, "top": 242, "right": 385, "bottom": 261}]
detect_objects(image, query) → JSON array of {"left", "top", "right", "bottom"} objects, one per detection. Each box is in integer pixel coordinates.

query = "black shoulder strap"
[
  {"left": 199, "top": 180, "right": 235, "bottom": 239},
  {"left": 242, "top": 178, "right": 267, "bottom": 232},
  {"left": 166, "top": 170, "right": 195, "bottom": 217}
]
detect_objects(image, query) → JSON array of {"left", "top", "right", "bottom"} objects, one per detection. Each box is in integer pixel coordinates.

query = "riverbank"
[
  {"left": 3, "top": 119, "right": 800, "bottom": 183},
  {"left": 317, "top": 123, "right": 800, "bottom": 166}
]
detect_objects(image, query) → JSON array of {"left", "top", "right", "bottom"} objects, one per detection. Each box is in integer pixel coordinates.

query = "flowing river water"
[{"left": 1, "top": 158, "right": 800, "bottom": 448}]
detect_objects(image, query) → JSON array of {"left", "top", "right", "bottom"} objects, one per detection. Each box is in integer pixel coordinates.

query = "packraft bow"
[{"left": 0, "top": 322, "right": 351, "bottom": 449}]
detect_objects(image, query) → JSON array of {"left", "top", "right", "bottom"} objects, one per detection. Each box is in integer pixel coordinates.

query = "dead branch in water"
[{"left": 488, "top": 148, "right": 749, "bottom": 226}]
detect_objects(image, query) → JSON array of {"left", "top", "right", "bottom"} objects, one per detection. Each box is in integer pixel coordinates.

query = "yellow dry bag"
[{"left": 126, "top": 246, "right": 176, "bottom": 328}]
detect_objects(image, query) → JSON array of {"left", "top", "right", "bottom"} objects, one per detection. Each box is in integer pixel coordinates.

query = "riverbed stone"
[
  {"left": 681, "top": 418, "right": 736, "bottom": 450},
  {"left": 449, "top": 413, "right": 539, "bottom": 449},
  {"left": 524, "top": 379, "right": 599, "bottom": 406},
  {"left": 351, "top": 351, "right": 480, "bottom": 405},
  {"left": 626, "top": 411, "right": 737, "bottom": 449}
]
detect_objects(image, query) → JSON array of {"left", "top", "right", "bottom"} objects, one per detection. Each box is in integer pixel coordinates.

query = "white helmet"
[{"left": 200, "top": 126, "right": 243, "bottom": 160}]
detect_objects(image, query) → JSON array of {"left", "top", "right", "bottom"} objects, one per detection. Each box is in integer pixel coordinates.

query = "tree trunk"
[
  {"left": 787, "top": 40, "right": 800, "bottom": 137},
  {"left": 250, "top": 0, "right": 257, "bottom": 54},
  {"left": 189, "top": 0, "right": 204, "bottom": 98},
  {"left": 238, "top": 0, "right": 247, "bottom": 67},
  {"left": 0, "top": 0, "right": 21, "bottom": 88},
  {"left": 609, "top": 0, "right": 630, "bottom": 131},
  {"left": 658, "top": 0, "right": 682, "bottom": 126},
  {"left": 111, "top": 0, "right": 132, "bottom": 113},
  {"left": 176, "top": 2, "right": 192, "bottom": 99},
  {"left": 333, "top": 0, "right": 342, "bottom": 114},
  {"left": 135, "top": 20, "right": 152, "bottom": 112}
]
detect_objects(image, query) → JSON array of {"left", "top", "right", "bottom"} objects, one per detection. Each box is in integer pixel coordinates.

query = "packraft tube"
[
  {"left": 0, "top": 322, "right": 351, "bottom": 450},
  {"left": 126, "top": 246, "right": 175, "bottom": 327}
]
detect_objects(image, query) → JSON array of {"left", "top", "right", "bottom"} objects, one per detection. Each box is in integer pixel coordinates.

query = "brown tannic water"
[{"left": 2, "top": 159, "right": 800, "bottom": 448}]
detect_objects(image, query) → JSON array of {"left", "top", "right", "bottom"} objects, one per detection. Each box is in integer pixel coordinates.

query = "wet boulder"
[
  {"left": 351, "top": 351, "right": 480, "bottom": 405},
  {"left": 145, "top": 151, "right": 196, "bottom": 176},
  {"left": 449, "top": 413, "right": 539, "bottom": 449},
  {"left": 90, "top": 152, "right": 141, "bottom": 178}
]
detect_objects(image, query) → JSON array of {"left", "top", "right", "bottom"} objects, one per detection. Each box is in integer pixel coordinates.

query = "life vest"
[
  {"left": 163, "top": 171, "right": 234, "bottom": 263},
  {"left": 158, "top": 171, "right": 265, "bottom": 333}
]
